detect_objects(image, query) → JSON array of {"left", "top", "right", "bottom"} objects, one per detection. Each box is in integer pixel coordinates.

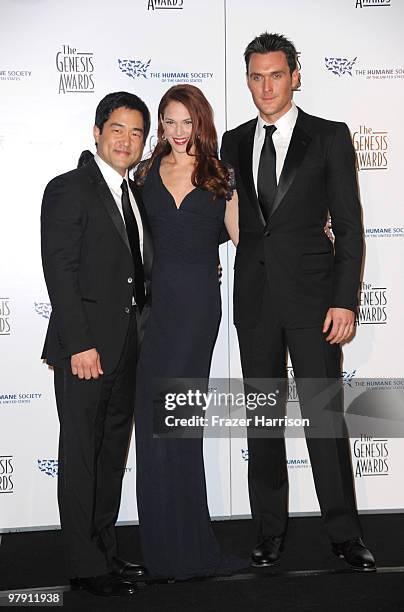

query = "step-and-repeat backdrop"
[{"left": 1, "top": 0, "right": 403, "bottom": 531}]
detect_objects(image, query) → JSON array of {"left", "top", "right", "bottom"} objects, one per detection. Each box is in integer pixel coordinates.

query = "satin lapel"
[
  {"left": 268, "top": 123, "right": 311, "bottom": 220},
  {"left": 238, "top": 119, "right": 265, "bottom": 225},
  {"left": 86, "top": 159, "right": 131, "bottom": 254},
  {"left": 130, "top": 180, "right": 153, "bottom": 285}
]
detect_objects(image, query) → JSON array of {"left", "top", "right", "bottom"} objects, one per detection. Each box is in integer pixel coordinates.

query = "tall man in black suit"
[
  {"left": 41, "top": 92, "right": 153, "bottom": 597},
  {"left": 221, "top": 33, "right": 375, "bottom": 571}
]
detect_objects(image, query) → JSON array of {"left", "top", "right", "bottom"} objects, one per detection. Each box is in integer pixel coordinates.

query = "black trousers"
[
  {"left": 54, "top": 310, "right": 137, "bottom": 577},
  {"left": 237, "top": 286, "right": 361, "bottom": 543}
]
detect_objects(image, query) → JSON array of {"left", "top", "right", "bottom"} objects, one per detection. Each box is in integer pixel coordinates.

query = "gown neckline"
[{"left": 157, "top": 155, "right": 197, "bottom": 211}]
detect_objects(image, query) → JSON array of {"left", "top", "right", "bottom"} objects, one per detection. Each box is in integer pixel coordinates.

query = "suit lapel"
[
  {"left": 268, "top": 111, "right": 312, "bottom": 221},
  {"left": 86, "top": 159, "right": 131, "bottom": 254},
  {"left": 238, "top": 119, "right": 266, "bottom": 225}
]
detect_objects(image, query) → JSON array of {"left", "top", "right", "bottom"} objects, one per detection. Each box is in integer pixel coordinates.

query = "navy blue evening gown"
[{"left": 134, "top": 156, "right": 246, "bottom": 579}]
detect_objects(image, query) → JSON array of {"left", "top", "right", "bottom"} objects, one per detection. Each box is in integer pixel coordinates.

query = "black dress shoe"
[
  {"left": 332, "top": 537, "right": 376, "bottom": 572},
  {"left": 251, "top": 535, "right": 284, "bottom": 567},
  {"left": 112, "top": 557, "right": 147, "bottom": 578},
  {"left": 70, "top": 573, "right": 137, "bottom": 597}
]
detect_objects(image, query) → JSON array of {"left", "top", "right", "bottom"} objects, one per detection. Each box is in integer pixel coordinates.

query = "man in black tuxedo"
[
  {"left": 221, "top": 33, "right": 375, "bottom": 571},
  {"left": 41, "top": 92, "right": 153, "bottom": 597}
]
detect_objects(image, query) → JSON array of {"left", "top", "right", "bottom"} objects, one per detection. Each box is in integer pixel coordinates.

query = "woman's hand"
[{"left": 224, "top": 189, "right": 239, "bottom": 246}]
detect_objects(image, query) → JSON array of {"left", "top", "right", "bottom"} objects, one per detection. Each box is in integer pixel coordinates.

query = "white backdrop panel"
[
  {"left": 0, "top": 0, "right": 403, "bottom": 531},
  {"left": 0, "top": 0, "right": 230, "bottom": 530},
  {"left": 225, "top": 0, "right": 404, "bottom": 516}
]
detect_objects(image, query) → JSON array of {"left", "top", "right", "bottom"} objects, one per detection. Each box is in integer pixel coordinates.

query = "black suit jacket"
[
  {"left": 221, "top": 107, "right": 363, "bottom": 329},
  {"left": 41, "top": 158, "right": 153, "bottom": 373}
]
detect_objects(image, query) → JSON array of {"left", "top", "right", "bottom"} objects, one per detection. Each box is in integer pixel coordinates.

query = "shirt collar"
[
  {"left": 94, "top": 153, "right": 128, "bottom": 194},
  {"left": 257, "top": 100, "right": 298, "bottom": 138}
]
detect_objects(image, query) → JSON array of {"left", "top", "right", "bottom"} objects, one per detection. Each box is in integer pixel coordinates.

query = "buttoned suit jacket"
[
  {"left": 41, "top": 157, "right": 153, "bottom": 374},
  {"left": 220, "top": 107, "right": 363, "bottom": 330}
]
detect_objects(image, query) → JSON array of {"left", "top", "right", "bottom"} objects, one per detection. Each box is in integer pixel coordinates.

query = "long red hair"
[{"left": 137, "top": 84, "right": 229, "bottom": 198}]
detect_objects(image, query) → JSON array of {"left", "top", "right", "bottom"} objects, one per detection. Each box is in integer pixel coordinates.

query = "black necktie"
[
  {"left": 121, "top": 179, "right": 145, "bottom": 311},
  {"left": 257, "top": 124, "right": 277, "bottom": 222}
]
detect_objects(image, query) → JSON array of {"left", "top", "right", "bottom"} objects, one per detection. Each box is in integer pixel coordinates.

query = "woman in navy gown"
[{"left": 134, "top": 84, "right": 244, "bottom": 580}]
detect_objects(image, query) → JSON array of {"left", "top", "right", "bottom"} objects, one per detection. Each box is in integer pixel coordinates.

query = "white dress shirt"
[
  {"left": 94, "top": 153, "right": 144, "bottom": 261},
  {"left": 252, "top": 101, "right": 298, "bottom": 193}
]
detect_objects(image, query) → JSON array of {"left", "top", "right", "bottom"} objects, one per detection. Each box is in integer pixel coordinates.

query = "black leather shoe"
[
  {"left": 251, "top": 535, "right": 284, "bottom": 567},
  {"left": 70, "top": 573, "right": 138, "bottom": 597},
  {"left": 112, "top": 557, "right": 147, "bottom": 578},
  {"left": 332, "top": 537, "right": 376, "bottom": 572}
]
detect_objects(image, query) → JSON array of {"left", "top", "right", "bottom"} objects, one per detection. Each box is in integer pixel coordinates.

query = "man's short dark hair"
[
  {"left": 95, "top": 91, "right": 151, "bottom": 142},
  {"left": 244, "top": 32, "right": 298, "bottom": 75}
]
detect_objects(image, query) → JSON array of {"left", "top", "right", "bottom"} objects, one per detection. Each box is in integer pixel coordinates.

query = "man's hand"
[
  {"left": 71, "top": 348, "right": 103, "bottom": 380},
  {"left": 323, "top": 308, "right": 355, "bottom": 344}
]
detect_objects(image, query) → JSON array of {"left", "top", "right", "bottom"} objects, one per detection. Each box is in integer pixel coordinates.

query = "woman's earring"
[{"left": 162, "top": 133, "right": 167, "bottom": 141}]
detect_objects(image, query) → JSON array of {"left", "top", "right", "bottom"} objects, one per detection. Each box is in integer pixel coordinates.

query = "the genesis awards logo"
[
  {"left": 147, "top": 0, "right": 184, "bottom": 9},
  {"left": 0, "top": 456, "right": 14, "bottom": 493},
  {"left": 56, "top": 45, "right": 95, "bottom": 94},
  {"left": 241, "top": 449, "right": 249, "bottom": 461},
  {"left": 356, "top": 0, "right": 391, "bottom": 7},
  {"left": 118, "top": 58, "right": 213, "bottom": 85},
  {"left": 325, "top": 57, "right": 357, "bottom": 77},
  {"left": 325, "top": 55, "right": 404, "bottom": 80},
  {"left": 0, "top": 298, "right": 11, "bottom": 336},
  {"left": 35, "top": 302, "right": 52, "bottom": 320},
  {"left": 287, "top": 365, "right": 298, "bottom": 403},
  {"left": 294, "top": 52, "right": 302, "bottom": 91},
  {"left": 38, "top": 459, "right": 58, "bottom": 478},
  {"left": 353, "top": 435, "right": 389, "bottom": 477},
  {"left": 357, "top": 282, "right": 388, "bottom": 325},
  {"left": 353, "top": 125, "right": 388, "bottom": 170}
]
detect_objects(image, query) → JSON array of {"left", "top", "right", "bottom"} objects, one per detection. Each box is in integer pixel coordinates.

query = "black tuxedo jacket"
[
  {"left": 41, "top": 158, "right": 153, "bottom": 373},
  {"left": 221, "top": 108, "right": 363, "bottom": 329}
]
